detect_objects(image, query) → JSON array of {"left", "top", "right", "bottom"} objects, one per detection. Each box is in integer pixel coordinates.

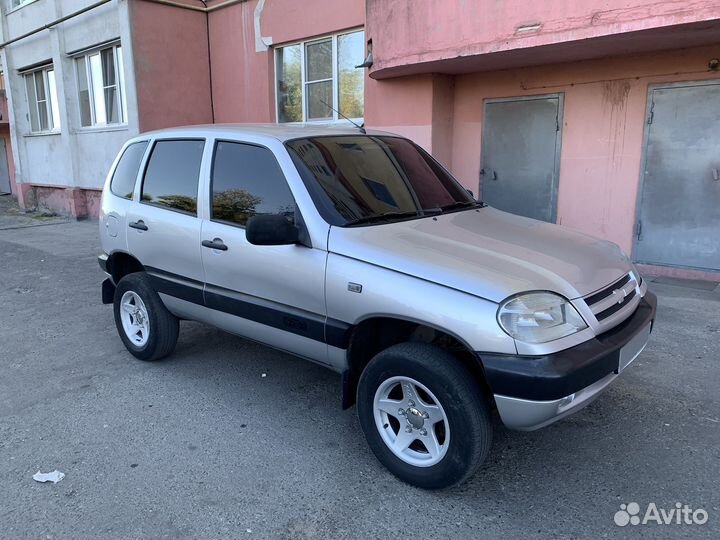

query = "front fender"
[{"left": 325, "top": 254, "right": 516, "bottom": 355}]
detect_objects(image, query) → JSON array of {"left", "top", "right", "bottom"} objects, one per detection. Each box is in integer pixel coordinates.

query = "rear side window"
[
  {"left": 141, "top": 139, "right": 205, "bottom": 215},
  {"left": 211, "top": 141, "right": 295, "bottom": 227},
  {"left": 110, "top": 141, "right": 149, "bottom": 199}
]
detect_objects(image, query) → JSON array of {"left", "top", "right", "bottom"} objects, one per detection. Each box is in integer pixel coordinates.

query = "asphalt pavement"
[{"left": 0, "top": 208, "right": 718, "bottom": 539}]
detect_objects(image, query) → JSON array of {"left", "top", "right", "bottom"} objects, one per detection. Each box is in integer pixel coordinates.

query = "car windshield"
[{"left": 285, "top": 135, "right": 480, "bottom": 226}]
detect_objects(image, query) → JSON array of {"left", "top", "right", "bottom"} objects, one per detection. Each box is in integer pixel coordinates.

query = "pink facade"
[
  {"left": 367, "top": 45, "right": 720, "bottom": 256},
  {"left": 361, "top": 1, "right": 720, "bottom": 278},
  {"left": 208, "top": 0, "right": 364, "bottom": 123},
  {"left": 366, "top": 0, "right": 720, "bottom": 77},
  {"left": 17, "top": 184, "right": 101, "bottom": 218},
  {"left": 121, "top": 0, "right": 720, "bottom": 278},
  {"left": 130, "top": 0, "right": 214, "bottom": 131},
  {"left": 7, "top": 0, "right": 718, "bottom": 277}
]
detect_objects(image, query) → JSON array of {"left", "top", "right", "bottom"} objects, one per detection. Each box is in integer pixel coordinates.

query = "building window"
[
  {"left": 24, "top": 66, "right": 61, "bottom": 133},
  {"left": 75, "top": 44, "right": 127, "bottom": 127},
  {"left": 275, "top": 29, "right": 365, "bottom": 123},
  {"left": 9, "top": 0, "right": 36, "bottom": 10}
]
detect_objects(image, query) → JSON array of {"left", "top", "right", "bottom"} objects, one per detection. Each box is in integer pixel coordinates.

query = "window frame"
[
  {"left": 274, "top": 28, "right": 365, "bottom": 124},
  {"left": 8, "top": 0, "right": 38, "bottom": 12},
  {"left": 23, "top": 65, "right": 60, "bottom": 134},
  {"left": 209, "top": 138, "right": 297, "bottom": 230},
  {"left": 74, "top": 43, "right": 127, "bottom": 128},
  {"left": 139, "top": 138, "right": 207, "bottom": 217}
]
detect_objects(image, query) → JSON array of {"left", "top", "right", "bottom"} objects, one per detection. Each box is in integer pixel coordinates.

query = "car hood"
[{"left": 328, "top": 207, "right": 632, "bottom": 303}]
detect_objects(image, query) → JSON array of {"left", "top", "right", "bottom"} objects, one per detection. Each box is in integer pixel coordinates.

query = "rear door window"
[
  {"left": 210, "top": 141, "right": 295, "bottom": 227},
  {"left": 141, "top": 139, "right": 205, "bottom": 215},
  {"left": 110, "top": 141, "right": 149, "bottom": 199}
]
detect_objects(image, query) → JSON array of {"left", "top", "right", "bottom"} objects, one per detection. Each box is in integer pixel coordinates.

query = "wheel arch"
[
  {"left": 106, "top": 251, "right": 145, "bottom": 284},
  {"left": 342, "top": 315, "right": 494, "bottom": 410}
]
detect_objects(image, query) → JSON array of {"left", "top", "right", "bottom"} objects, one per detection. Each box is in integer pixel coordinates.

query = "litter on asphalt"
[{"left": 32, "top": 470, "right": 65, "bottom": 483}]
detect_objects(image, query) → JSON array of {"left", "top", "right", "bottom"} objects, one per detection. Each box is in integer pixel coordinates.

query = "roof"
[{"left": 138, "top": 123, "right": 398, "bottom": 142}]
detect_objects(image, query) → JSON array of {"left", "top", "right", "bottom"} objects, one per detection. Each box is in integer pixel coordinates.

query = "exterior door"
[
  {"left": 480, "top": 95, "right": 562, "bottom": 222},
  {"left": 200, "top": 140, "right": 329, "bottom": 364},
  {"left": 0, "top": 138, "right": 11, "bottom": 194},
  {"left": 126, "top": 139, "right": 207, "bottom": 296},
  {"left": 634, "top": 82, "right": 720, "bottom": 271}
]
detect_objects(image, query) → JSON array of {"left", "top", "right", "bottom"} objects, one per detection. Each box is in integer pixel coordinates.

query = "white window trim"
[
  {"left": 7, "top": 0, "right": 40, "bottom": 14},
  {"left": 74, "top": 43, "right": 127, "bottom": 128},
  {"left": 23, "top": 65, "right": 60, "bottom": 134},
  {"left": 274, "top": 28, "right": 364, "bottom": 124}
]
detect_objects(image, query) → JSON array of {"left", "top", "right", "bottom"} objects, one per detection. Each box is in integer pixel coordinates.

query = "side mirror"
[{"left": 246, "top": 214, "right": 299, "bottom": 246}]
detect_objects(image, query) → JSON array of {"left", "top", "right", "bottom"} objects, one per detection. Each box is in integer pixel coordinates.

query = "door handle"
[
  {"left": 128, "top": 220, "right": 148, "bottom": 231},
  {"left": 713, "top": 168, "right": 719, "bottom": 181},
  {"left": 201, "top": 238, "right": 228, "bottom": 251}
]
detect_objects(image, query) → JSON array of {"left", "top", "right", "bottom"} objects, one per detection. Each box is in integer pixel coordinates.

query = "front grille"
[
  {"left": 584, "top": 273, "right": 638, "bottom": 323},
  {"left": 584, "top": 274, "right": 631, "bottom": 305},
  {"left": 596, "top": 290, "right": 636, "bottom": 321}
]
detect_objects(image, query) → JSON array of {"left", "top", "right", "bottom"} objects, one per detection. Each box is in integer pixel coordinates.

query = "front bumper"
[{"left": 479, "top": 292, "right": 657, "bottom": 430}]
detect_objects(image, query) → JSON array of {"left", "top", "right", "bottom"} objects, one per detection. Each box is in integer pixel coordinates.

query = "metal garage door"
[
  {"left": 480, "top": 94, "right": 563, "bottom": 222},
  {"left": 0, "top": 139, "right": 10, "bottom": 194},
  {"left": 634, "top": 82, "right": 720, "bottom": 271}
]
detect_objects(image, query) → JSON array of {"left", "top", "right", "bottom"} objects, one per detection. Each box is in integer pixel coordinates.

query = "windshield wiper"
[
  {"left": 438, "top": 200, "right": 484, "bottom": 212},
  {"left": 345, "top": 210, "right": 423, "bottom": 226},
  {"left": 346, "top": 207, "right": 446, "bottom": 226}
]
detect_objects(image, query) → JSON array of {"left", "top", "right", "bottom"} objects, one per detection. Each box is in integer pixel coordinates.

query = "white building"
[{"left": 0, "top": 0, "right": 139, "bottom": 215}]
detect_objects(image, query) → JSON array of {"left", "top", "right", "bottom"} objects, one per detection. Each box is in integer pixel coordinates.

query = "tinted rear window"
[
  {"left": 110, "top": 141, "right": 149, "bottom": 199},
  {"left": 141, "top": 139, "right": 205, "bottom": 214}
]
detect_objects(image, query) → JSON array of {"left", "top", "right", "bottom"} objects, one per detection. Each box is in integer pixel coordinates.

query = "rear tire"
[
  {"left": 113, "top": 272, "right": 179, "bottom": 361},
  {"left": 357, "top": 342, "right": 493, "bottom": 489}
]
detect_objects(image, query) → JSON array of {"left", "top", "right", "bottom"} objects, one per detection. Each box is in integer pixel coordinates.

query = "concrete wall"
[{"left": 0, "top": 0, "right": 140, "bottom": 215}]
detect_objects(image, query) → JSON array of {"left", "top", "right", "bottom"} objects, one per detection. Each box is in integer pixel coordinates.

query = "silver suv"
[{"left": 99, "top": 124, "right": 656, "bottom": 489}]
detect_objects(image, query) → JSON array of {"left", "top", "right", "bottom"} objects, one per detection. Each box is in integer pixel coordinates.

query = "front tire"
[
  {"left": 113, "top": 272, "right": 179, "bottom": 361},
  {"left": 357, "top": 342, "right": 493, "bottom": 489}
]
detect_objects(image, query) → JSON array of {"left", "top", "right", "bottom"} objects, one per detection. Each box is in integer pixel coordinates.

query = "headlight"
[{"left": 497, "top": 292, "right": 588, "bottom": 344}]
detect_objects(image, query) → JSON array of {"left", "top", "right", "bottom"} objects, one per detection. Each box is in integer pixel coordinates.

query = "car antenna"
[{"left": 320, "top": 100, "right": 366, "bottom": 134}]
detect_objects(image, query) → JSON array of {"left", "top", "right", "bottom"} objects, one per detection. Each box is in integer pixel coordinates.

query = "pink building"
[{"left": 2, "top": 0, "right": 719, "bottom": 278}]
